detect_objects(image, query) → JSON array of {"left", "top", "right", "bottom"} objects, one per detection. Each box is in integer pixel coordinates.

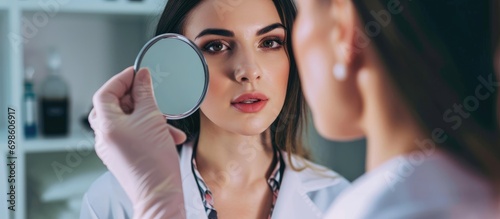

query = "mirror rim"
[{"left": 134, "top": 33, "right": 209, "bottom": 120}]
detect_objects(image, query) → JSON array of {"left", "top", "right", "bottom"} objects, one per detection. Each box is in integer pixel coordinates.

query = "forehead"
[{"left": 184, "top": 0, "right": 283, "bottom": 38}]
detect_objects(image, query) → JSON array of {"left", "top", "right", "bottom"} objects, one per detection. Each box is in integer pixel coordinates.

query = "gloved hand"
[{"left": 89, "top": 67, "right": 187, "bottom": 219}]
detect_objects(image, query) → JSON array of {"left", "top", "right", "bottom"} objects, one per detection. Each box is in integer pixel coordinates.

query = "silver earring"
[{"left": 333, "top": 63, "right": 347, "bottom": 81}]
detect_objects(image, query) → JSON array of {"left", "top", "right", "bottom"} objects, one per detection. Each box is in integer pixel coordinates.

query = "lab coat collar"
[
  {"left": 180, "top": 139, "right": 208, "bottom": 219},
  {"left": 179, "top": 138, "right": 336, "bottom": 219},
  {"left": 271, "top": 154, "right": 337, "bottom": 219}
]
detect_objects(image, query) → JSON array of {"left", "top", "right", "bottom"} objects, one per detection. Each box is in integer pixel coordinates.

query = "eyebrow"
[
  {"left": 257, "top": 23, "right": 286, "bottom": 36},
  {"left": 195, "top": 23, "right": 286, "bottom": 40}
]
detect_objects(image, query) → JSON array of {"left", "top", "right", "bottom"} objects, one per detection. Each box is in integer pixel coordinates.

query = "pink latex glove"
[{"left": 89, "top": 67, "right": 187, "bottom": 219}]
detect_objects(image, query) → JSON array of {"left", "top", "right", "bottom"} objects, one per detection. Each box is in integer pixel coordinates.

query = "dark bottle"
[
  {"left": 40, "top": 49, "right": 70, "bottom": 137},
  {"left": 40, "top": 98, "right": 69, "bottom": 136}
]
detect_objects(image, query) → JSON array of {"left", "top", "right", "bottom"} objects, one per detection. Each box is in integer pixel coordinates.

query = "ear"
[{"left": 328, "top": 0, "right": 361, "bottom": 71}]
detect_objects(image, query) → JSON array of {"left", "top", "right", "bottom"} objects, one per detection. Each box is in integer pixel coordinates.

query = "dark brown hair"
[
  {"left": 352, "top": 0, "right": 500, "bottom": 184},
  {"left": 155, "top": 0, "right": 311, "bottom": 169},
  {"left": 493, "top": 0, "right": 500, "bottom": 126}
]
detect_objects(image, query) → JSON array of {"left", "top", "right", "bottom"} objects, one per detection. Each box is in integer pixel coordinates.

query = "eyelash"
[
  {"left": 202, "top": 40, "right": 230, "bottom": 54},
  {"left": 201, "top": 37, "right": 286, "bottom": 54},
  {"left": 261, "top": 37, "right": 285, "bottom": 49}
]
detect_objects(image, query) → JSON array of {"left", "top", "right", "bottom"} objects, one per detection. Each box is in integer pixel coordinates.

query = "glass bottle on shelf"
[
  {"left": 23, "top": 66, "right": 38, "bottom": 139},
  {"left": 40, "top": 48, "right": 70, "bottom": 137}
]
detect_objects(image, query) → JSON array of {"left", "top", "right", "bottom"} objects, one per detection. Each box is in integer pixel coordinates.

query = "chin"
[
  {"left": 235, "top": 124, "right": 269, "bottom": 136},
  {"left": 312, "top": 113, "right": 364, "bottom": 142}
]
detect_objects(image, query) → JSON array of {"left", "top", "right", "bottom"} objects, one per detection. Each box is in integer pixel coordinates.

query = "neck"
[
  {"left": 357, "top": 59, "right": 428, "bottom": 172},
  {"left": 363, "top": 112, "right": 427, "bottom": 172},
  {"left": 195, "top": 113, "right": 274, "bottom": 188}
]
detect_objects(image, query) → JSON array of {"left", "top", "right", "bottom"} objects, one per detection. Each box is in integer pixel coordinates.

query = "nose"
[{"left": 233, "top": 51, "right": 262, "bottom": 83}]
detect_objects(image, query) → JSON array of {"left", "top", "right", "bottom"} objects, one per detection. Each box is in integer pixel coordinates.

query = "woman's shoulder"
[{"left": 323, "top": 150, "right": 499, "bottom": 218}]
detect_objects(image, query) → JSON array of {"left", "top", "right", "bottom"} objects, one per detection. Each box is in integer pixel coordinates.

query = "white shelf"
[
  {"left": 1, "top": 1, "right": 156, "bottom": 217},
  {"left": 23, "top": 129, "right": 95, "bottom": 153},
  {"left": 19, "top": 1, "right": 162, "bottom": 15},
  {"left": 0, "top": 128, "right": 95, "bottom": 154},
  {"left": 25, "top": 148, "right": 107, "bottom": 219}
]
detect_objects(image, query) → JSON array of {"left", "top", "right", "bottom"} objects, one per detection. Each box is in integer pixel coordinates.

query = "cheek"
[
  {"left": 205, "top": 55, "right": 230, "bottom": 88},
  {"left": 300, "top": 50, "right": 358, "bottom": 140},
  {"left": 262, "top": 52, "right": 290, "bottom": 93},
  {"left": 200, "top": 58, "right": 230, "bottom": 108},
  {"left": 300, "top": 47, "right": 333, "bottom": 107},
  {"left": 293, "top": 14, "right": 332, "bottom": 77},
  {"left": 294, "top": 20, "right": 333, "bottom": 108},
  {"left": 293, "top": 13, "right": 363, "bottom": 140}
]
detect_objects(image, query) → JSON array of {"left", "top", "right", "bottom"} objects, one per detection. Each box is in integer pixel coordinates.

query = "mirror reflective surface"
[{"left": 134, "top": 33, "right": 209, "bottom": 119}]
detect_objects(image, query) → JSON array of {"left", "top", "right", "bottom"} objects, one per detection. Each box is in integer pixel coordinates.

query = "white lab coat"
[
  {"left": 80, "top": 140, "right": 350, "bottom": 219},
  {"left": 323, "top": 150, "right": 499, "bottom": 219}
]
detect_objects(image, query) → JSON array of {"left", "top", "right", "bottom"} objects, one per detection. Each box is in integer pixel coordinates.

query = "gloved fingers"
[
  {"left": 89, "top": 107, "right": 108, "bottom": 164},
  {"left": 132, "top": 68, "right": 159, "bottom": 112},
  {"left": 120, "top": 93, "right": 134, "bottom": 114},
  {"left": 92, "top": 67, "right": 135, "bottom": 117},
  {"left": 167, "top": 125, "right": 187, "bottom": 145},
  {"left": 88, "top": 106, "right": 119, "bottom": 138},
  {"left": 88, "top": 108, "right": 97, "bottom": 131}
]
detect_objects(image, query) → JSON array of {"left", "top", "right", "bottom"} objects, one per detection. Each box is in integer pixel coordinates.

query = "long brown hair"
[
  {"left": 155, "top": 0, "right": 311, "bottom": 170},
  {"left": 352, "top": 0, "right": 500, "bottom": 184}
]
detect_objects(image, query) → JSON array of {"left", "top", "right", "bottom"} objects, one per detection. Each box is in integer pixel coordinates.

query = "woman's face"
[
  {"left": 183, "top": 0, "right": 289, "bottom": 135},
  {"left": 292, "top": 0, "right": 363, "bottom": 140}
]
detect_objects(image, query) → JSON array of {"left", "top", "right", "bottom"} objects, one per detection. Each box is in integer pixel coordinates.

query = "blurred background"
[{"left": 0, "top": 0, "right": 366, "bottom": 218}]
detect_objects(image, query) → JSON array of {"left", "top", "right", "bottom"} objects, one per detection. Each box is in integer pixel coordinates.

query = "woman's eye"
[
  {"left": 203, "top": 41, "right": 229, "bottom": 53},
  {"left": 260, "top": 38, "right": 284, "bottom": 49}
]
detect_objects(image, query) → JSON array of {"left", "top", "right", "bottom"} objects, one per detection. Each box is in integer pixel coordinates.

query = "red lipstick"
[{"left": 231, "top": 92, "right": 269, "bottom": 113}]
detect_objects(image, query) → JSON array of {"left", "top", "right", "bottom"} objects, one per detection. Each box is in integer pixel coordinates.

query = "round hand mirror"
[{"left": 134, "top": 33, "right": 209, "bottom": 120}]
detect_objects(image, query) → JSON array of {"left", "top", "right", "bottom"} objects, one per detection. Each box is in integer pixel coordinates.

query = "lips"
[
  {"left": 231, "top": 93, "right": 269, "bottom": 103},
  {"left": 231, "top": 92, "right": 269, "bottom": 113}
]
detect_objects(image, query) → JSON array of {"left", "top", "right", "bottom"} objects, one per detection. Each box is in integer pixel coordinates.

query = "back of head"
[
  {"left": 493, "top": 0, "right": 500, "bottom": 123},
  {"left": 352, "top": 0, "right": 500, "bottom": 184}
]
